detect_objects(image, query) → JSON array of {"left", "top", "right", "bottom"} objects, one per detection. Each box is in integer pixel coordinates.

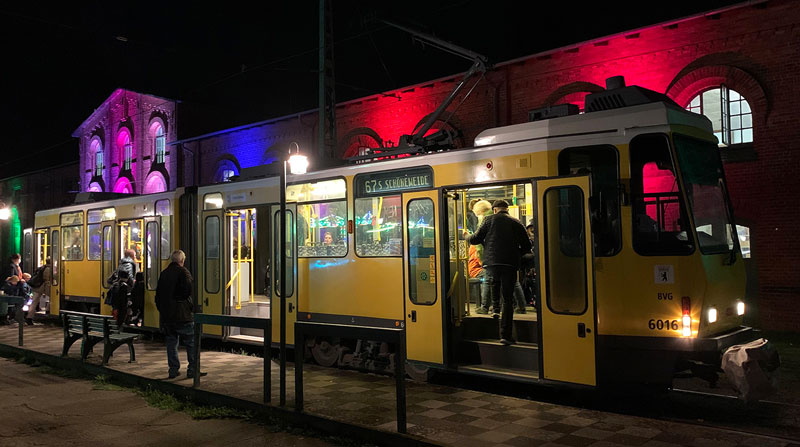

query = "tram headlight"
[
  {"left": 707, "top": 307, "right": 717, "bottom": 324},
  {"left": 681, "top": 315, "right": 692, "bottom": 337},
  {"left": 737, "top": 301, "right": 746, "bottom": 316}
]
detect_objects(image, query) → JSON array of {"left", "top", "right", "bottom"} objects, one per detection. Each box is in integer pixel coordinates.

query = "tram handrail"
[
  {"left": 192, "top": 313, "right": 272, "bottom": 403},
  {"left": 294, "top": 321, "right": 407, "bottom": 433}
]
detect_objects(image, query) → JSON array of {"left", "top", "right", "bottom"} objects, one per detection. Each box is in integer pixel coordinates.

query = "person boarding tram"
[{"left": 464, "top": 199, "right": 531, "bottom": 345}]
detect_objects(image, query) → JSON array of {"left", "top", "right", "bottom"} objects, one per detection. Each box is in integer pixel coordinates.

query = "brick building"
[{"left": 63, "top": 0, "right": 798, "bottom": 330}]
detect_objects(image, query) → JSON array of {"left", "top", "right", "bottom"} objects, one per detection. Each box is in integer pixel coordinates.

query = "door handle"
[
  {"left": 408, "top": 310, "right": 417, "bottom": 322},
  {"left": 203, "top": 297, "right": 209, "bottom": 307},
  {"left": 288, "top": 302, "right": 294, "bottom": 313},
  {"left": 578, "top": 323, "right": 586, "bottom": 338}
]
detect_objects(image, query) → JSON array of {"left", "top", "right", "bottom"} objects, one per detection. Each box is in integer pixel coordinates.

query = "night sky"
[{"left": 0, "top": 0, "right": 744, "bottom": 179}]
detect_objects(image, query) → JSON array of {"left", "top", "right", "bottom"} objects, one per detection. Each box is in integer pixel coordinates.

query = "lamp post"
[{"left": 279, "top": 142, "right": 308, "bottom": 406}]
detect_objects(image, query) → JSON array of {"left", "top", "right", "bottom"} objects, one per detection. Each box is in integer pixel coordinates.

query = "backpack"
[{"left": 28, "top": 266, "right": 46, "bottom": 289}]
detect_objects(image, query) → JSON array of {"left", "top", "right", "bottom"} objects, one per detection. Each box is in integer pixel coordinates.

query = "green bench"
[{"left": 61, "top": 310, "right": 138, "bottom": 365}]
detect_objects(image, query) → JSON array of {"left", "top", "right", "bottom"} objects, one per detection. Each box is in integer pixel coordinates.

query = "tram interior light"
[
  {"left": 707, "top": 307, "right": 717, "bottom": 324},
  {"left": 737, "top": 301, "right": 746, "bottom": 316}
]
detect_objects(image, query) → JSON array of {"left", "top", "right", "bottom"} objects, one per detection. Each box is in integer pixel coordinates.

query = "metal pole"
[{"left": 279, "top": 159, "right": 287, "bottom": 406}]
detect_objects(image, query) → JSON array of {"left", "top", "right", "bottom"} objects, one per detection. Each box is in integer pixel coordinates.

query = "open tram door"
[
  {"left": 270, "top": 203, "right": 297, "bottom": 346},
  {"left": 535, "top": 176, "right": 597, "bottom": 386},
  {"left": 402, "top": 190, "right": 444, "bottom": 367}
]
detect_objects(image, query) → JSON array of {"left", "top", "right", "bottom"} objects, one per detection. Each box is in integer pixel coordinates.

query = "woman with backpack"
[{"left": 27, "top": 257, "right": 52, "bottom": 325}]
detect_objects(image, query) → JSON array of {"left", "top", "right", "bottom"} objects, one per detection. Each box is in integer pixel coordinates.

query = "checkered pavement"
[{"left": 0, "top": 322, "right": 795, "bottom": 447}]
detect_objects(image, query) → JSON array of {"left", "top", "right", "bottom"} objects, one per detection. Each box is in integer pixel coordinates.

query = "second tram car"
[{"left": 29, "top": 80, "right": 761, "bottom": 388}]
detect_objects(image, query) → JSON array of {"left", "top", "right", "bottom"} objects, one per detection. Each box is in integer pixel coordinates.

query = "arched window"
[
  {"left": 685, "top": 86, "right": 753, "bottom": 146},
  {"left": 144, "top": 171, "right": 167, "bottom": 194},
  {"left": 87, "top": 182, "right": 103, "bottom": 192},
  {"left": 117, "top": 129, "right": 133, "bottom": 171},
  {"left": 150, "top": 121, "right": 166, "bottom": 164},
  {"left": 114, "top": 177, "right": 133, "bottom": 194},
  {"left": 213, "top": 159, "right": 239, "bottom": 183},
  {"left": 90, "top": 138, "right": 104, "bottom": 177}
]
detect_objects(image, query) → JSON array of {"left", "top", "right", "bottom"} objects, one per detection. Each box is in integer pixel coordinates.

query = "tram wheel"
[
  {"left": 312, "top": 339, "right": 340, "bottom": 367},
  {"left": 405, "top": 362, "right": 433, "bottom": 382}
]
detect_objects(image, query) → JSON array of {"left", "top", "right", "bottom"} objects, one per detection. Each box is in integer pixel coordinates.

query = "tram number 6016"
[{"left": 648, "top": 319, "right": 679, "bottom": 331}]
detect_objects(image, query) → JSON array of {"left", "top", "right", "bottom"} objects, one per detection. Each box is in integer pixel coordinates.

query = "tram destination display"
[{"left": 355, "top": 166, "right": 433, "bottom": 196}]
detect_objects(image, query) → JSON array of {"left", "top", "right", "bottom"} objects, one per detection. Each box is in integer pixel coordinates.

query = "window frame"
[
  {"left": 296, "top": 199, "right": 349, "bottom": 258},
  {"left": 353, "top": 194, "right": 403, "bottom": 258},
  {"left": 204, "top": 215, "right": 221, "bottom": 294},
  {"left": 685, "top": 85, "right": 753, "bottom": 147},
  {"left": 405, "top": 197, "right": 437, "bottom": 306},
  {"left": 154, "top": 125, "right": 166, "bottom": 164},
  {"left": 542, "top": 185, "right": 588, "bottom": 316}
]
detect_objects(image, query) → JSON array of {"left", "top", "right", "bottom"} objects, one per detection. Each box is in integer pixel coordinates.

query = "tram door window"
[
  {"left": 543, "top": 187, "right": 587, "bottom": 314},
  {"left": 146, "top": 221, "right": 159, "bottom": 290},
  {"left": 51, "top": 230, "right": 59, "bottom": 286},
  {"left": 23, "top": 230, "right": 32, "bottom": 273},
  {"left": 407, "top": 198, "right": 436, "bottom": 305},
  {"left": 118, "top": 220, "right": 144, "bottom": 272},
  {"left": 630, "top": 134, "right": 694, "bottom": 255},
  {"left": 35, "top": 231, "right": 49, "bottom": 268},
  {"left": 204, "top": 215, "right": 221, "bottom": 294},
  {"left": 101, "top": 225, "right": 113, "bottom": 289},
  {"left": 558, "top": 146, "right": 621, "bottom": 256}
]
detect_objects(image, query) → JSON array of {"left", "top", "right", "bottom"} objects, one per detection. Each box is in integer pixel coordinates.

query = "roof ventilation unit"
[
  {"left": 584, "top": 76, "right": 681, "bottom": 113},
  {"left": 528, "top": 103, "right": 579, "bottom": 122}
]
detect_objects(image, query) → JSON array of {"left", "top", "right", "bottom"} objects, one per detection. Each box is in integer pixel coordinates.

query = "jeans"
[
  {"left": 163, "top": 322, "right": 196, "bottom": 375},
  {"left": 477, "top": 269, "right": 500, "bottom": 312},
  {"left": 27, "top": 291, "right": 45, "bottom": 319},
  {"left": 513, "top": 281, "right": 527, "bottom": 311},
  {"left": 486, "top": 265, "right": 517, "bottom": 340}
]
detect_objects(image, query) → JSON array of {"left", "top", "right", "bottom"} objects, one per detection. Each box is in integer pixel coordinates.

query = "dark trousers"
[
  {"left": 486, "top": 265, "right": 517, "bottom": 340},
  {"left": 163, "top": 321, "right": 196, "bottom": 375}
]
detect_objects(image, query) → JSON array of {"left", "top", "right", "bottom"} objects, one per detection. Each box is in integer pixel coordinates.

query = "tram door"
[
  {"left": 34, "top": 229, "right": 53, "bottom": 314},
  {"left": 142, "top": 217, "right": 161, "bottom": 328},
  {"left": 270, "top": 204, "right": 297, "bottom": 345},
  {"left": 535, "top": 176, "right": 596, "bottom": 386},
  {"left": 201, "top": 209, "right": 224, "bottom": 336},
  {"left": 51, "top": 228, "right": 60, "bottom": 314},
  {"left": 402, "top": 190, "right": 443, "bottom": 365},
  {"left": 99, "top": 223, "right": 114, "bottom": 316}
]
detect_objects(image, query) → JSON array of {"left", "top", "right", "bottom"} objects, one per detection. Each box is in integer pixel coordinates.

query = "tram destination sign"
[{"left": 355, "top": 166, "right": 434, "bottom": 197}]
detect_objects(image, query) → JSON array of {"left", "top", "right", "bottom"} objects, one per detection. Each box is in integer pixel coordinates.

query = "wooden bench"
[{"left": 60, "top": 310, "right": 138, "bottom": 365}]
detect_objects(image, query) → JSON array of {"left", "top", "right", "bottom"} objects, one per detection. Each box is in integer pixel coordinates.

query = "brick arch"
[
  {"left": 338, "top": 127, "right": 383, "bottom": 159},
  {"left": 412, "top": 114, "right": 464, "bottom": 148},
  {"left": 212, "top": 154, "right": 241, "bottom": 182},
  {"left": 543, "top": 81, "right": 605, "bottom": 108},
  {"left": 666, "top": 65, "right": 769, "bottom": 125}
]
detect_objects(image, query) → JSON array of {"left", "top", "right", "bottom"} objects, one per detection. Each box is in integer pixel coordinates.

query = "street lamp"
[
  {"left": 0, "top": 202, "right": 10, "bottom": 221},
  {"left": 279, "top": 142, "right": 308, "bottom": 406}
]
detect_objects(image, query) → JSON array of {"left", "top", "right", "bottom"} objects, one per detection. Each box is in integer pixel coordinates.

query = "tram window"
[
  {"left": 146, "top": 221, "right": 159, "bottom": 290},
  {"left": 87, "top": 224, "right": 102, "bottom": 260},
  {"left": 407, "top": 199, "right": 436, "bottom": 305},
  {"left": 102, "top": 226, "right": 112, "bottom": 289},
  {"left": 62, "top": 226, "right": 83, "bottom": 260},
  {"left": 558, "top": 146, "right": 621, "bottom": 256},
  {"left": 273, "top": 210, "right": 294, "bottom": 297},
  {"left": 204, "top": 193, "right": 223, "bottom": 210},
  {"left": 355, "top": 195, "right": 402, "bottom": 257},
  {"left": 297, "top": 201, "right": 347, "bottom": 257},
  {"left": 737, "top": 225, "right": 751, "bottom": 258},
  {"left": 51, "top": 230, "right": 59, "bottom": 285},
  {"left": 544, "top": 186, "right": 587, "bottom": 315},
  {"left": 630, "top": 134, "right": 694, "bottom": 256},
  {"left": 156, "top": 200, "right": 171, "bottom": 260},
  {"left": 204, "top": 215, "right": 220, "bottom": 294},
  {"left": 673, "top": 134, "right": 735, "bottom": 255}
]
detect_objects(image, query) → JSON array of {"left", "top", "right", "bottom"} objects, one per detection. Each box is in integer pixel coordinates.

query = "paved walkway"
[{"left": 0, "top": 323, "right": 796, "bottom": 447}]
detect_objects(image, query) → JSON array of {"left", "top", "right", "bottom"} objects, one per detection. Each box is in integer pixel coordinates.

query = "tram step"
[
  {"left": 459, "top": 339, "right": 539, "bottom": 371},
  {"left": 460, "top": 316, "right": 538, "bottom": 343}
]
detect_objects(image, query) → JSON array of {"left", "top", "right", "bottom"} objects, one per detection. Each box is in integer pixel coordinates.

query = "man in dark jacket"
[
  {"left": 465, "top": 200, "right": 531, "bottom": 345},
  {"left": 155, "top": 249, "right": 199, "bottom": 379}
]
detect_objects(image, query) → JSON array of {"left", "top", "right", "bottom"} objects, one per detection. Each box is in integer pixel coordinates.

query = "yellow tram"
[{"left": 30, "top": 80, "right": 758, "bottom": 387}]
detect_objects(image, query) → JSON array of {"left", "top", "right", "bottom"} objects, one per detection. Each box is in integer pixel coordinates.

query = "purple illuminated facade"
[{"left": 73, "top": 89, "right": 178, "bottom": 195}]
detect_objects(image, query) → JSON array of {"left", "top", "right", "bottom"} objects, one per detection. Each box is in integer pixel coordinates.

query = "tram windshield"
[{"left": 674, "top": 134, "right": 736, "bottom": 255}]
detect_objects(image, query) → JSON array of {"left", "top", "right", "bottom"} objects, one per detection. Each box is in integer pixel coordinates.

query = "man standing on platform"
[
  {"left": 155, "top": 250, "right": 203, "bottom": 379},
  {"left": 464, "top": 200, "right": 531, "bottom": 345}
]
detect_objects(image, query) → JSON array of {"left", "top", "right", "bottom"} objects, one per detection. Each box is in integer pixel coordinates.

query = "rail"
[
  {"left": 193, "top": 314, "right": 272, "bottom": 403},
  {"left": 294, "top": 321, "right": 407, "bottom": 433},
  {"left": 0, "top": 295, "right": 26, "bottom": 346}
]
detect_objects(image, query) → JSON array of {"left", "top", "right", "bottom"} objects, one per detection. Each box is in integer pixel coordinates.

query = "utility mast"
[{"left": 318, "top": 0, "right": 337, "bottom": 164}]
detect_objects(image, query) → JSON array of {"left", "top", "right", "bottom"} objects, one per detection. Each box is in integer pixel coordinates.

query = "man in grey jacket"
[{"left": 465, "top": 200, "right": 531, "bottom": 345}]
